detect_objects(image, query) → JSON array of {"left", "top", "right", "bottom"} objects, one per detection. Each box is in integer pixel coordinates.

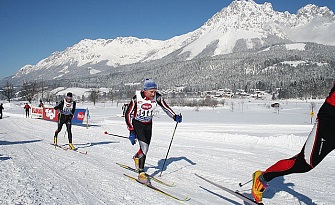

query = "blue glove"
[
  {"left": 174, "top": 114, "right": 182, "bottom": 123},
  {"left": 129, "top": 131, "right": 137, "bottom": 145}
]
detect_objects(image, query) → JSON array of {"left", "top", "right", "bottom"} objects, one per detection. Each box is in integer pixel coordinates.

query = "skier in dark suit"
[
  {"left": 0, "top": 103, "right": 4, "bottom": 119},
  {"left": 53, "top": 92, "right": 76, "bottom": 150}
]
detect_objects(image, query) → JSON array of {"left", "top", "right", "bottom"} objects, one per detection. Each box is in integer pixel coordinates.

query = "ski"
[
  {"left": 50, "top": 143, "right": 87, "bottom": 155},
  {"left": 50, "top": 143, "right": 68, "bottom": 150},
  {"left": 195, "top": 174, "right": 264, "bottom": 205},
  {"left": 116, "top": 162, "right": 175, "bottom": 187},
  {"left": 123, "top": 174, "right": 190, "bottom": 202}
]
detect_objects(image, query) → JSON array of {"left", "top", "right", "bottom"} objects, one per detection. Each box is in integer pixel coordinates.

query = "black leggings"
[
  {"left": 55, "top": 114, "right": 73, "bottom": 143},
  {"left": 132, "top": 119, "right": 152, "bottom": 169}
]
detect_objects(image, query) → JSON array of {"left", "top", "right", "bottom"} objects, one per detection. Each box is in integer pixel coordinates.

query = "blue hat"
[{"left": 143, "top": 78, "right": 157, "bottom": 90}]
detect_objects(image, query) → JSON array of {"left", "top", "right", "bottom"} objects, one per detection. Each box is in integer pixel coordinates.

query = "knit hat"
[
  {"left": 66, "top": 92, "right": 73, "bottom": 98},
  {"left": 143, "top": 78, "right": 157, "bottom": 90}
]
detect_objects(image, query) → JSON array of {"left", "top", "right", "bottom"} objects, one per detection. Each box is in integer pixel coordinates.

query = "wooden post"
[{"left": 86, "top": 108, "right": 89, "bottom": 129}]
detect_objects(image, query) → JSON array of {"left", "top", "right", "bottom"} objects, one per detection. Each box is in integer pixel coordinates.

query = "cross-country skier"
[
  {"left": 125, "top": 78, "right": 182, "bottom": 184},
  {"left": 0, "top": 103, "right": 4, "bottom": 119},
  {"left": 24, "top": 103, "right": 31, "bottom": 118},
  {"left": 38, "top": 100, "right": 45, "bottom": 108},
  {"left": 252, "top": 83, "right": 335, "bottom": 203},
  {"left": 53, "top": 92, "right": 77, "bottom": 150}
]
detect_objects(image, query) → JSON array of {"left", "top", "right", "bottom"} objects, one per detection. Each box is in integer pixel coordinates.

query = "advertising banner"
[
  {"left": 31, "top": 107, "right": 43, "bottom": 118},
  {"left": 43, "top": 108, "right": 59, "bottom": 122},
  {"left": 72, "top": 109, "right": 86, "bottom": 124},
  {"left": 41, "top": 108, "right": 86, "bottom": 124}
]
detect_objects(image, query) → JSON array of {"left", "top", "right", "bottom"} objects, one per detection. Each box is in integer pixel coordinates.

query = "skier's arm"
[
  {"left": 71, "top": 101, "right": 76, "bottom": 115},
  {"left": 125, "top": 96, "right": 136, "bottom": 131},
  {"left": 54, "top": 100, "right": 63, "bottom": 110},
  {"left": 156, "top": 93, "right": 176, "bottom": 119}
]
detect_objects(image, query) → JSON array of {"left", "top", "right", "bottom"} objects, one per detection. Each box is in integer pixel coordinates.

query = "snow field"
[{"left": 1, "top": 99, "right": 334, "bottom": 204}]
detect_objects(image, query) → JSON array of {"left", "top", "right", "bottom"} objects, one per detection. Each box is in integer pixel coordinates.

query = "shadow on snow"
[
  {"left": 266, "top": 176, "right": 317, "bottom": 205},
  {"left": 61, "top": 141, "right": 119, "bottom": 148},
  {"left": 200, "top": 186, "right": 241, "bottom": 205},
  {"left": 0, "top": 139, "right": 41, "bottom": 146},
  {"left": 0, "top": 154, "right": 11, "bottom": 161},
  {"left": 147, "top": 156, "right": 196, "bottom": 177}
]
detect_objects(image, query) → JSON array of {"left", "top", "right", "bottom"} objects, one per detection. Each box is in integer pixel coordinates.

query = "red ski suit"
[{"left": 263, "top": 84, "right": 335, "bottom": 182}]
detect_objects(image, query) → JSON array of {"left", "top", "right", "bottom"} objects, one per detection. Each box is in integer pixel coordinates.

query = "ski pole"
[
  {"left": 239, "top": 179, "right": 252, "bottom": 187},
  {"left": 104, "top": 131, "right": 128, "bottom": 139},
  {"left": 159, "top": 121, "right": 179, "bottom": 177}
]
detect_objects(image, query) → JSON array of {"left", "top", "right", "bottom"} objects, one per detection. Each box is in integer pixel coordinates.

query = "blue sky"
[{"left": 0, "top": 0, "right": 334, "bottom": 80}]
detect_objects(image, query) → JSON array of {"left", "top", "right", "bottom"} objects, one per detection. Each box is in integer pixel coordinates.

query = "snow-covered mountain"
[{"left": 7, "top": 0, "right": 335, "bottom": 85}]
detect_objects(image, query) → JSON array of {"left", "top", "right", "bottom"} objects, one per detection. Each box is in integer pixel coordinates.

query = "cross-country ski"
[
  {"left": 116, "top": 162, "right": 175, "bottom": 187},
  {"left": 50, "top": 143, "right": 88, "bottom": 155},
  {"left": 123, "top": 174, "right": 190, "bottom": 202},
  {"left": 195, "top": 174, "right": 263, "bottom": 205}
]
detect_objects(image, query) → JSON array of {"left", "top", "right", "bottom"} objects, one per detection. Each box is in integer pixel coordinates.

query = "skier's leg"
[
  {"left": 55, "top": 124, "right": 63, "bottom": 137},
  {"left": 263, "top": 105, "right": 335, "bottom": 182},
  {"left": 53, "top": 116, "right": 65, "bottom": 144},
  {"left": 66, "top": 122, "right": 72, "bottom": 143},
  {"left": 137, "top": 141, "right": 149, "bottom": 170},
  {"left": 132, "top": 120, "right": 151, "bottom": 169},
  {"left": 253, "top": 103, "right": 335, "bottom": 203}
]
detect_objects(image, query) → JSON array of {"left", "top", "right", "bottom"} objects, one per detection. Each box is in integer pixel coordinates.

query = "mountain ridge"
[{"left": 2, "top": 0, "right": 335, "bottom": 92}]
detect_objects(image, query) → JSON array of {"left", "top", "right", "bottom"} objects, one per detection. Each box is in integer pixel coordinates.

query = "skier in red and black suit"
[
  {"left": 252, "top": 83, "right": 335, "bottom": 203},
  {"left": 24, "top": 103, "right": 31, "bottom": 118},
  {"left": 53, "top": 92, "right": 76, "bottom": 150},
  {"left": 125, "top": 78, "right": 182, "bottom": 184}
]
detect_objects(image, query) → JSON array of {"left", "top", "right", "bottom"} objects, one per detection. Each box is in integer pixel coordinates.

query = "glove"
[
  {"left": 174, "top": 114, "right": 182, "bottom": 123},
  {"left": 129, "top": 130, "right": 137, "bottom": 145}
]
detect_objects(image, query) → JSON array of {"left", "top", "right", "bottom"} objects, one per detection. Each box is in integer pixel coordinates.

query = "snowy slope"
[{"left": 1, "top": 99, "right": 335, "bottom": 205}]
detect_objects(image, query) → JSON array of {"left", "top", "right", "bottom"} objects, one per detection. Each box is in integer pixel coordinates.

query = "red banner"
[
  {"left": 31, "top": 107, "right": 43, "bottom": 118},
  {"left": 43, "top": 108, "right": 59, "bottom": 122}
]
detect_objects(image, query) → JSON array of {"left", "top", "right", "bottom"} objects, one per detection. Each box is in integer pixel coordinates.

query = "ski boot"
[
  {"left": 69, "top": 143, "right": 76, "bottom": 150},
  {"left": 53, "top": 136, "right": 58, "bottom": 145},
  {"left": 138, "top": 170, "right": 150, "bottom": 185},
  {"left": 252, "top": 170, "right": 268, "bottom": 203},
  {"left": 133, "top": 156, "right": 140, "bottom": 170}
]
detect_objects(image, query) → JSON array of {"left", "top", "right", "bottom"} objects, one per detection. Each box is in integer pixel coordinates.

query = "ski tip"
[
  {"left": 77, "top": 150, "right": 88, "bottom": 155},
  {"left": 183, "top": 196, "right": 191, "bottom": 201}
]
